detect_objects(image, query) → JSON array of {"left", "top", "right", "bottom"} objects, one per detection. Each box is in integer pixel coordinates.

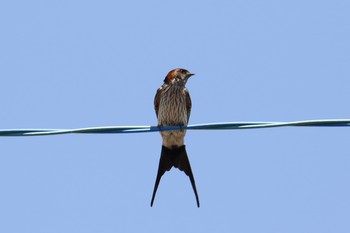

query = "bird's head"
[{"left": 163, "top": 68, "right": 194, "bottom": 85}]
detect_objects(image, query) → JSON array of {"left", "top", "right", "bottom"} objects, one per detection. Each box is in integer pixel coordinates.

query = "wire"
[{"left": 0, "top": 119, "right": 349, "bottom": 137}]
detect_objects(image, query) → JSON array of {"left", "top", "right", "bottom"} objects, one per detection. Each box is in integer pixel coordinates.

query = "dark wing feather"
[
  {"left": 185, "top": 88, "right": 192, "bottom": 123},
  {"left": 154, "top": 87, "right": 162, "bottom": 118}
]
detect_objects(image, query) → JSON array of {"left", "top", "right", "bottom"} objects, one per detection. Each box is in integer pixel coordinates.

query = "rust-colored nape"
[{"left": 163, "top": 69, "right": 178, "bottom": 83}]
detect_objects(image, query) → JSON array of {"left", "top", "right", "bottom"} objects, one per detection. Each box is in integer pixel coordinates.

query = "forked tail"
[{"left": 150, "top": 145, "right": 200, "bottom": 207}]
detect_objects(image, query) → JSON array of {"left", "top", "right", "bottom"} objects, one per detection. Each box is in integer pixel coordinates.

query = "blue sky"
[{"left": 1, "top": 0, "right": 349, "bottom": 232}]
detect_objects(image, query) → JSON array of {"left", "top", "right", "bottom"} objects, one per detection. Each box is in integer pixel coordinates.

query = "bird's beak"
[{"left": 187, "top": 73, "right": 195, "bottom": 78}]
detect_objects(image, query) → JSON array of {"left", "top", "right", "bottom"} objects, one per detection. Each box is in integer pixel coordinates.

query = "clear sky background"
[{"left": 1, "top": 0, "right": 349, "bottom": 232}]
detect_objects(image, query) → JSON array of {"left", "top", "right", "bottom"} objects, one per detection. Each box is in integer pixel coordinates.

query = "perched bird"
[{"left": 151, "top": 68, "right": 200, "bottom": 207}]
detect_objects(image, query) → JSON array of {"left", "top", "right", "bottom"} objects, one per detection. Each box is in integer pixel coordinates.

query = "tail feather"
[{"left": 150, "top": 145, "right": 200, "bottom": 207}]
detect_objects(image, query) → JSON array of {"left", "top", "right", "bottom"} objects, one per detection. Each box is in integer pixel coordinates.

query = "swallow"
[{"left": 151, "top": 68, "right": 200, "bottom": 207}]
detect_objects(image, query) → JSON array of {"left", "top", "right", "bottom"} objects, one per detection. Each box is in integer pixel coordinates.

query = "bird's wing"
[
  {"left": 185, "top": 88, "right": 192, "bottom": 123},
  {"left": 154, "top": 87, "right": 162, "bottom": 118}
]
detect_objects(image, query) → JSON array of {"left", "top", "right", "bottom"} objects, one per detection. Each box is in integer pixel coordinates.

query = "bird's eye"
[{"left": 179, "top": 69, "right": 187, "bottom": 74}]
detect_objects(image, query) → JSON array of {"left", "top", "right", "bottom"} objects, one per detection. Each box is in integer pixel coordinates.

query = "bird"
[{"left": 151, "top": 68, "right": 200, "bottom": 207}]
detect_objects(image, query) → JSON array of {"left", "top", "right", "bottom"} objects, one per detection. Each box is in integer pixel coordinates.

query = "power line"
[{"left": 1, "top": 119, "right": 349, "bottom": 137}]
